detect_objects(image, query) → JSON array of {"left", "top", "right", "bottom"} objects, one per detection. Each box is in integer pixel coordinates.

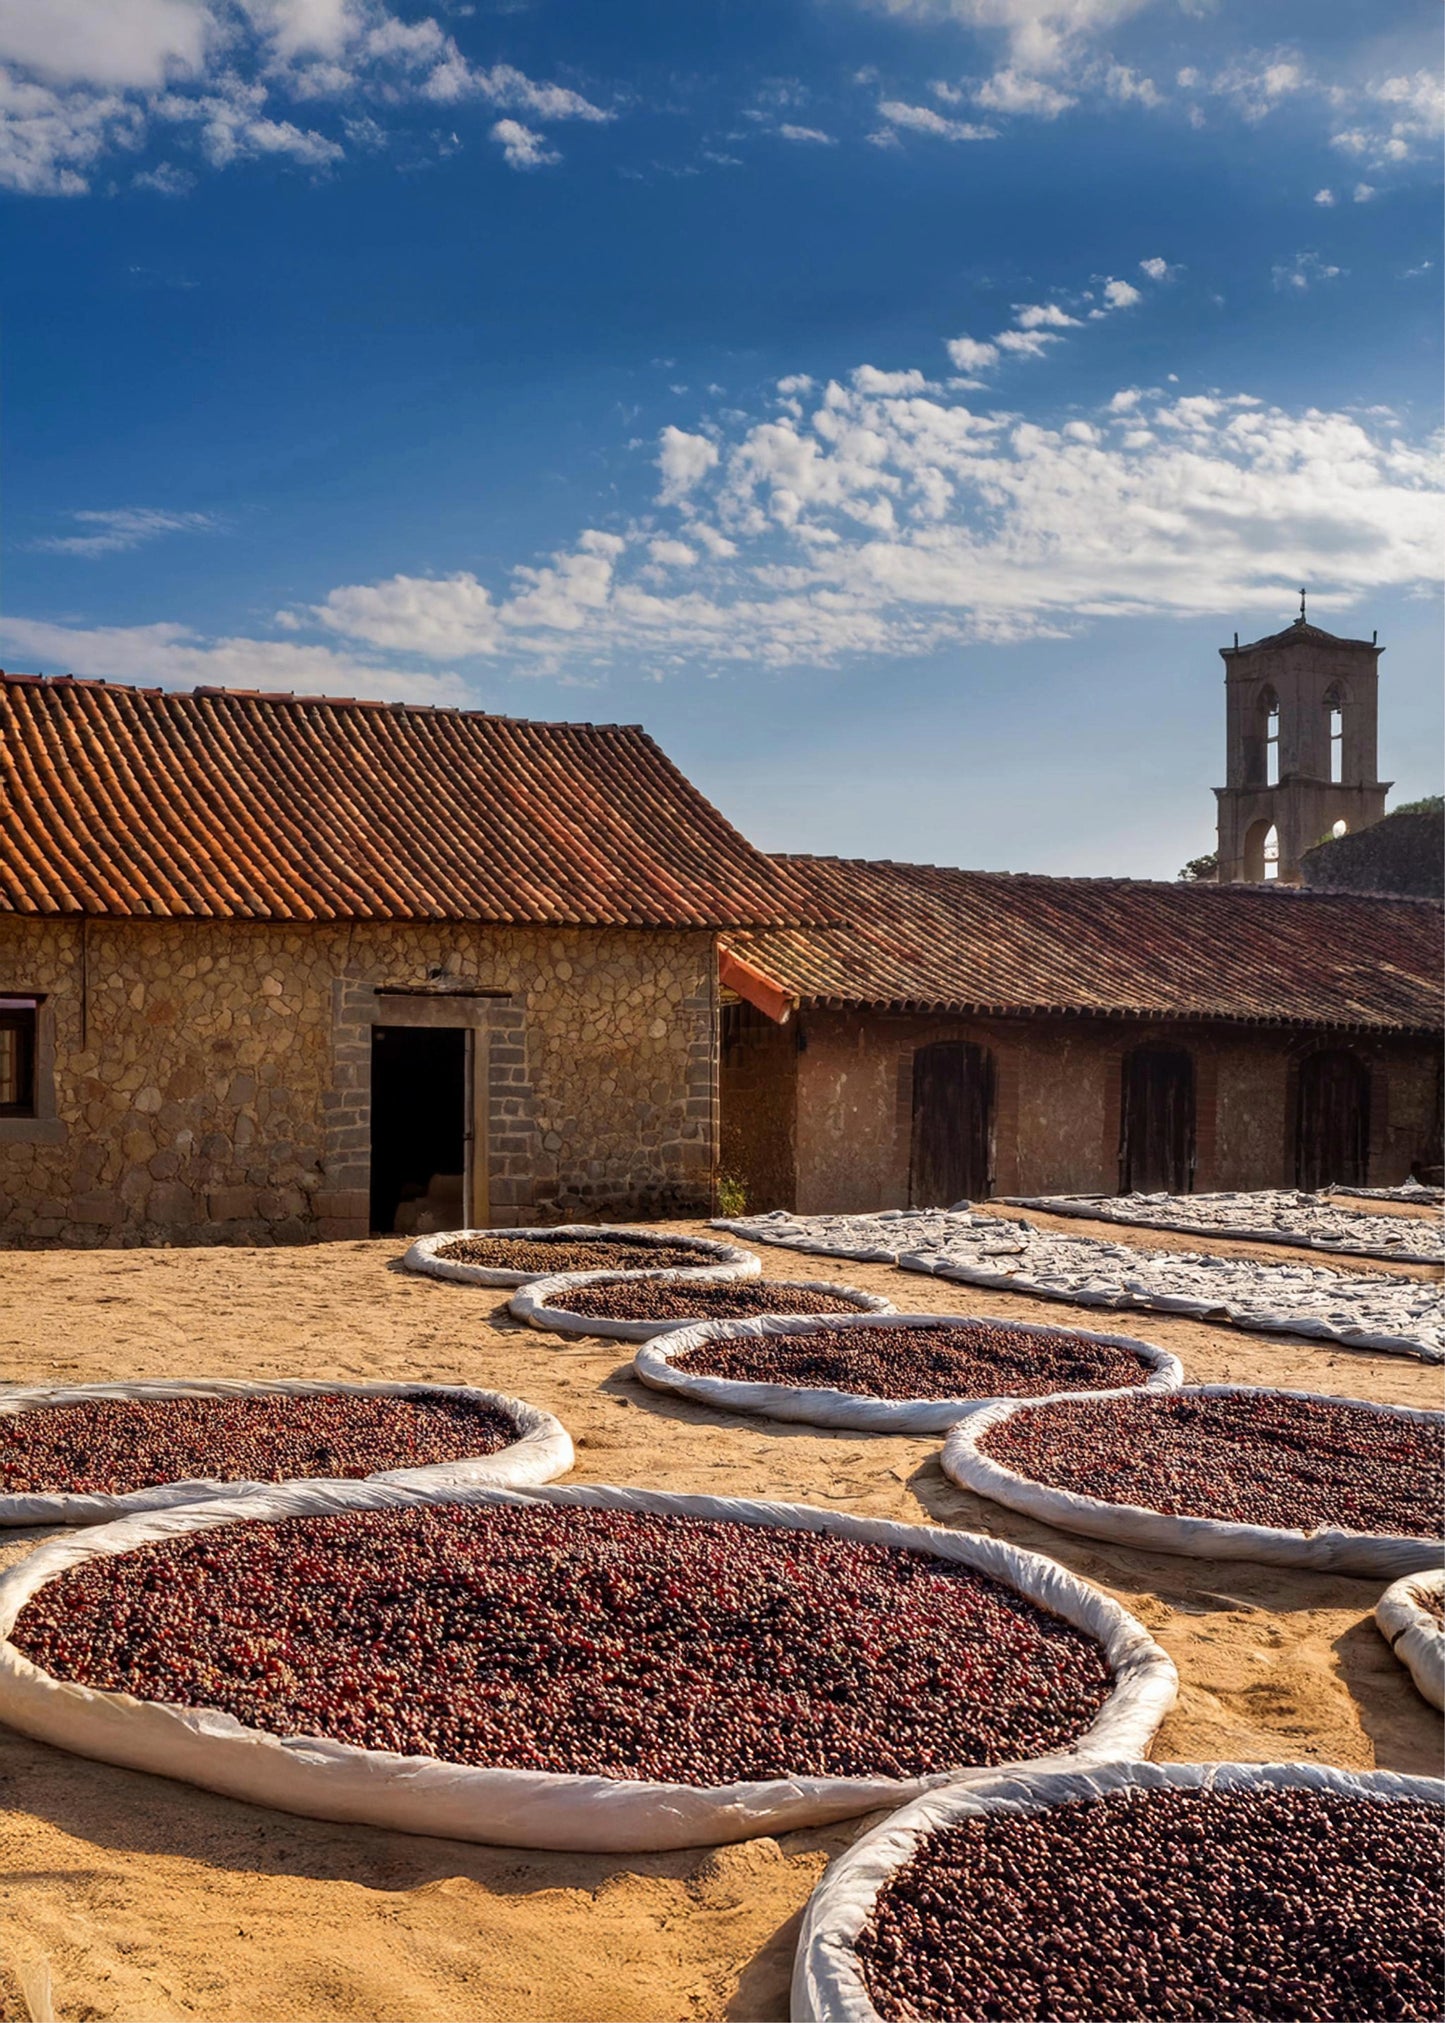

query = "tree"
[{"left": 1177, "top": 850, "right": 1219, "bottom": 882}]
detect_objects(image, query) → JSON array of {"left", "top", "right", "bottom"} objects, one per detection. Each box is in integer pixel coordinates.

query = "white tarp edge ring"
[
  {"left": 942, "top": 1383, "right": 1445, "bottom": 1576},
  {"left": 0, "top": 1479, "right": 1176, "bottom": 1853},
  {"left": 404, "top": 1225, "right": 761, "bottom": 1288},
  {"left": 0, "top": 1378, "right": 574, "bottom": 1527},
  {"left": 510, "top": 1271, "right": 895, "bottom": 1343},
  {"left": 791, "top": 1756, "right": 1445, "bottom": 2023},
  {"left": 634, "top": 1312, "right": 1184, "bottom": 1434},
  {"left": 1376, "top": 1567, "right": 1445, "bottom": 1711}
]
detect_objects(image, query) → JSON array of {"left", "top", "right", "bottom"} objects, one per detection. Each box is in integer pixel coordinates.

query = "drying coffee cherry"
[
  {"left": 435, "top": 1233, "right": 725, "bottom": 1274},
  {"left": 672, "top": 1319, "right": 1157, "bottom": 1400},
  {"left": 0, "top": 1391, "right": 519, "bottom": 1497},
  {"left": 856, "top": 1782, "right": 1444, "bottom": 2022},
  {"left": 14, "top": 1503, "right": 1114, "bottom": 1785},
  {"left": 555, "top": 1278, "right": 873, "bottom": 1322},
  {"left": 980, "top": 1390, "right": 1443, "bottom": 1538}
]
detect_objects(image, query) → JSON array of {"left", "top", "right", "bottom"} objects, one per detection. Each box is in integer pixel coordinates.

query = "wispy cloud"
[
  {"left": 32, "top": 506, "right": 219, "bottom": 557},
  {"left": 490, "top": 118, "right": 558, "bottom": 170}
]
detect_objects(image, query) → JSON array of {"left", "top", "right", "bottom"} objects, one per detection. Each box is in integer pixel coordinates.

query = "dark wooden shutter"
[
  {"left": 1119, "top": 1047, "right": 1196, "bottom": 1194},
  {"left": 910, "top": 1041, "right": 995, "bottom": 1206},
  {"left": 1294, "top": 1050, "right": 1370, "bottom": 1190}
]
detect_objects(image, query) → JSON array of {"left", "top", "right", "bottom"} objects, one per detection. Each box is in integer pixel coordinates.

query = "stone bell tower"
[{"left": 1214, "top": 595, "right": 1391, "bottom": 884}]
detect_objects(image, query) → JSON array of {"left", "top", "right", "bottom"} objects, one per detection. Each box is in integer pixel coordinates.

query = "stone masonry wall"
[
  {"left": 0, "top": 917, "right": 717, "bottom": 1247},
  {"left": 758, "top": 1008, "right": 1437, "bottom": 1213}
]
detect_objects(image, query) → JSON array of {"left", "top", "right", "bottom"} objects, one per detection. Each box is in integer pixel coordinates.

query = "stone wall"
[
  {"left": 1300, "top": 810, "right": 1445, "bottom": 900},
  {"left": 0, "top": 917, "right": 717, "bottom": 1247},
  {"left": 718, "top": 999, "right": 797, "bottom": 1213},
  {"left": 742, "top": 1006, "right": 1438, "bottom": 1212}
]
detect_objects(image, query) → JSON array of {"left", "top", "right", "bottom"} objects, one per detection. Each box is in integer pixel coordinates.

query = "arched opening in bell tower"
[
  {"left": 1264, "top": 693, "right": 1280, "bottom": 785},
  {"left": 1323, "top": 686, "right": 1344, "bottom": 782},
  {"left": 1244, "top": 820, "right": 1279, "bottom": 881}
]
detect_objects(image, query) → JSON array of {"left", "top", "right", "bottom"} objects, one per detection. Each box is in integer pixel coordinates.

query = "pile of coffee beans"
[
  {"left": 556, "top": 1278, "right": 870, "bottom": 1322},
  {"left": 434, "top": 1233, "right": 725, "bottom": 1274},
  {"left": 14, "top": 1503, "right": 1114, "bottom": 1783},
  {"left": 979, "top": 1391, "right": 1443, "bottom": 1537},
  {"left": 0, "top": 1391, "right": 520, "bottom": 1497},
  {"left": 672, "top": 1320, "right": 1155, "bottom": 1401},
  {"left": 855, "top": 1782, "right": 1444, "bottom": 2022}
]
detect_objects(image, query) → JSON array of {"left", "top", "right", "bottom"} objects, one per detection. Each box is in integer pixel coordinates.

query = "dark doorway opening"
[
  {"left": 1294, "top": 1049, "right": 1370, "bottom": 1191},
  {"left": 1119, "top": 1046, "right": 1195, "bottom": 1194},
  {"left": 370, "top": 1025, "right": 468, "bottom": 1236},
  {"left": 910, "top": 1041, "right": 995, "bottom": 1206}
]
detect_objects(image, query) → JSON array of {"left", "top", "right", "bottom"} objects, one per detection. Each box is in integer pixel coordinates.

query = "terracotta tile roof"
[
  {"left": 722, "top": 856, "right": 1444, "bottom": 1033},
  {"left": 0, "top": 674, "right": 825, "bottom": 928}
]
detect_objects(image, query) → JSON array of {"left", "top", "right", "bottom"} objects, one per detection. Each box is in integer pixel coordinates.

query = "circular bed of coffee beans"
[
  {"left": 548, "top": 1277, "right": 879, "bottom": 1323},
  {"left": 978, "top": 1389, "right": 1443, "bottom": 1538},
  {"left": 670, "top": 1318, "right": 1160, "bottom": 1401},
  {"left": 854, "top": 1781, "right": 1444, "bottom": 2023},
  {"left": 433, "top": 1232, "right": 730, "bottom": 1275},
  {"left": 12, "top": 1503, "right": 1115, "bottom": 1784},
  {"left": 0, "top": 1391, "right": 520, "bottom": 1498}
]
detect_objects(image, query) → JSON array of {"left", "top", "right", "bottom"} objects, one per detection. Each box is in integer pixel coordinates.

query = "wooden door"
[
  {"left": 1119, "top": 1047, "right": 1195, "bottom": 1194},
  {"left": 1294, "top": 1050, "right": 1370, "bottom": 1191},
  {"left": 910, "top": 1041, "right": 994, "bottom": 1206}
]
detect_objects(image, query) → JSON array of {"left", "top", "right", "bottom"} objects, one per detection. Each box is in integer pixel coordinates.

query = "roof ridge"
[
  {"left": 770, "top": 851, "right": 1440, "bottom": 902},
  {"left": 0, "top": 669, "right": 648, "bottom": 737}
]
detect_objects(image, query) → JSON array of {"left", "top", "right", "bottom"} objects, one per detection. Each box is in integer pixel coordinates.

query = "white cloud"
[
  {"left": 33, "top": 506, "right": 218, "bottom": 557},
  {"left": 974, "top": 67, "right": 1074, "bottom": 117},
  {"left": 490, "top": 117, "right": 558, "bottom": 170},
  {"left": 945, "top": 335, "right": 999, "bottom": 371},
  {"left": 14, "top": 363, "right": 1441, "bottom": 686},
  {"left": 1101, "top": 277, "right": 1141, "bottom": 309},
  {"left": 657, "top": 426, "right": 719, "bottom": 505},
  {"left": 1313, "top": 187, "right": 1336, "bottom": 205},
  {"left": 0, "top": 1, "right": 611, "bottom": 195},
  {"left": 132, "top": 158, "right": 193, "bottom": 193},
  {"left": 0, "top": 612, "right": 472, "bottom": 705},
  {"left": 1013, "top": 301, "right": 1081, "bottom": 329},
  {"left": 995, "top": 328, "right": 1059, "bottom": 355},
  {"left": 778, "top": 122, "right": 834, "bottom": 143},
  {"left": 1138, "top": 255, "right": 1171, "bottom": 279},
  {"left": 877, "top": 99, "right": 996, "bottom": 140},
  {"left": 1272, "top": 250, "right": 1342, "bottom": 292},
  {"left": 1352, "top": 181, "right": 1376, "bottom": 202},
  {"left": 0, "top": 0, "right": 211, "bottom": 90},
  {"left": 312, "top": 570, "right": 499, "bottom": 657}
]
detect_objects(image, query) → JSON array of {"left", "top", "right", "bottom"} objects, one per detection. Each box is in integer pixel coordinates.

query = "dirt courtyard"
[{"left": 1, "top": 1219, "right": 1441, "bottom": 2023}]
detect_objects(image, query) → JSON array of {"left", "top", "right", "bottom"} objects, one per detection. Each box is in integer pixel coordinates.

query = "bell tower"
[{"left": 1214, "top": 595, "right": 1391, "bottom": 884}]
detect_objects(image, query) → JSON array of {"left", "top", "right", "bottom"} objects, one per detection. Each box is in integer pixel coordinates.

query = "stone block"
[{"left": 207, "top": 1186, "right": 259, "bottom": 1221}]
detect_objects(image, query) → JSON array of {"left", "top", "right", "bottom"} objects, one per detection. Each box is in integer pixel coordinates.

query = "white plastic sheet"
[
  {"left": 792, "top": 1757, "right": 1445, "bottom": 2023},
  {"left": 1377, "top": 1567, "right": 1445, "bottom": 1711},
  {"left": 510, "top": 1271, "right": 894, "bottom": 1343},
  {"left": 0, "top": 1479, "right": 1176, "bottom": 1853},
  {"left": 405, "top": 1224, "right": 761, "bottom": 1288},
  {"left": 634, "top": 1311, "right": 1183, "bottom": 1434},
  {"left": 942, "top": 1383, "right": 1445, "bottom": 1576},
  {"left": 713, "top": 1210, "right": 1445, "bottom": 1362},
  {"left": 0, "top": 1378, "right": 574, "bottom": 1527},
  {"left": 1002, "top": 1188, "right": 1443, "bottom": 1266}
]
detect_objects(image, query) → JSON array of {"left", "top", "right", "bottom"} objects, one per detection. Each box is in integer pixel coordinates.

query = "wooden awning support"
[{"left": 718, "top": 947, "right": 793, "bottom": 1024}]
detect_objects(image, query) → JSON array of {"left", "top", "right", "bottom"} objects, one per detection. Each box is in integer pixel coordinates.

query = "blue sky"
[{"left": 1, "top": 0, "right": 1440, "bottom": 876}]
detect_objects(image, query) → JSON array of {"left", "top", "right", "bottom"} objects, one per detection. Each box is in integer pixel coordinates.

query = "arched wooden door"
[
  {"left": 1294, "top": 1050, "right": 1370, "bottom": 1191},
  {"left": 1119, "top": 1046, "right": 1195, "bottom": 1194},
  {"left": 910, "top": 1041, "right": 995, "bottom": 1206}
]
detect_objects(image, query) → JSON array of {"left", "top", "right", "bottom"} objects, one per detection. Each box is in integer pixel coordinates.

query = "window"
[
  {"left": 0, "top": 998, "right": 39, "bottom": 1116},
  {"left": 1324, "top": 687, "right": 1343, "bottom": 783},
  {"left": 1264, "top": 693, "right": 1280, "bottom": 786}
]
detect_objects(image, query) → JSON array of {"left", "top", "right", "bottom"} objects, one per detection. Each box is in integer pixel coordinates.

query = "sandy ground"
[{"left": 1, "top": 1220, "right": 1441, "bottom": 2023}]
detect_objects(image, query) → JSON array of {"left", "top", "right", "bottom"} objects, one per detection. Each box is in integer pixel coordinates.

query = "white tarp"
[
  {"left": 1001, "top": 1188, "right": 1443, "bottom": 1266},
  {"left": 405, "top": 1224, "right": 761, "bottom": 1288},
  {"left": 634, "top": 1312, "right": 1183, "bottom": 1434},
  {"left": 510, "top": 1271, "right": 894, "bottom": 1343},
  {"left": 0, "top": 1378, "right": 574, "bottom": 1527},
  {"left": 713, "top": 1209, "right": 1445, "bottom": 1363},
  {"left": 792, "top": 1757, "right": 1445, "bottom": 2023},
  {"left": 1377, "top": 1568, "right": 1445, "bottom": 1711},
  {"left": 0, "top": 1479, "right": 1177, "bottom": 1854},
  {"left": 1329, "top": 1182, "right": 1444, "bottom": 1205},
  {"left": 942, "top": 1384, "right": 1445, "bottom": 1577}
]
